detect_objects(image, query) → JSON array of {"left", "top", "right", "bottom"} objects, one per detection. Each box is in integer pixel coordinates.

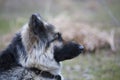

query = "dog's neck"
[{"left": 28, "top": 67, "right": 62, "bottom": 80}]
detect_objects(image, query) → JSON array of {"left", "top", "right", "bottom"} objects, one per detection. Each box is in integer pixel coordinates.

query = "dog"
[{"left": 0, "top": 13, "right": 84, "bottom": 80}]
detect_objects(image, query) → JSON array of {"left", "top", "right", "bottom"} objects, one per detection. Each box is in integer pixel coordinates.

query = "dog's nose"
[{"left": 79, "top": 45, "right": 84, "bottom": 51}]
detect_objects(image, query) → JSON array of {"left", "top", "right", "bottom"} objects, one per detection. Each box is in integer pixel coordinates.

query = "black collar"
[{"left": 29, "top": 67, "right": 61, "bottom": 80}]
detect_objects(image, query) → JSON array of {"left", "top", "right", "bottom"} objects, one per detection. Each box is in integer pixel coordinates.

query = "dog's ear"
[{"left": 29, "top": 13, "right": 46, "bottom": 35}]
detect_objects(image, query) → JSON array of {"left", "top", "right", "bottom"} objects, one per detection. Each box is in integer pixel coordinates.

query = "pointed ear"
[{"left": 29, "top": 13, "right": 45, "bottom": 34}]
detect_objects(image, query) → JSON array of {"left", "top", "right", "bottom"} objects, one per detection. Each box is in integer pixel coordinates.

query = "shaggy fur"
[{"left": 0, "top": 13, "right": 84, "bottom": 80}]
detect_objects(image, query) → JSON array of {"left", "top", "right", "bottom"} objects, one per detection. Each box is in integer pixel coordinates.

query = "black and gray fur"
[{"left": 0, "top": 13, "right": 84, "bottom": 80}]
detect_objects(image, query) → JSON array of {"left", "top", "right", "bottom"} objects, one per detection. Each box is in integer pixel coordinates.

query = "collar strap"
[{"left": 29, "top": 68, "right": 61, "bottom": 80}]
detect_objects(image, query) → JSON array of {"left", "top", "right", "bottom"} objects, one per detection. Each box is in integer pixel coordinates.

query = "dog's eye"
[
  {"left": 46, "top": 32, "right": 63, "bottom": 48},
  {"left": 49, "top": 33, "right": 62, "bottom": 43},
  {"left": 55, "top": 32, "right": 63, "bottom": 41},
  {"left": 54, "top": 33, "right": 60, "bottom": 39}
]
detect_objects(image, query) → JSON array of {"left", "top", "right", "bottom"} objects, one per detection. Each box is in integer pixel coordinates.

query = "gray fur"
[
  {"left": 0, "top": 67, "right": 56, "bottom": 80},
  {"left": 0, "top": 13, "right": 84, "bottom": 80}
]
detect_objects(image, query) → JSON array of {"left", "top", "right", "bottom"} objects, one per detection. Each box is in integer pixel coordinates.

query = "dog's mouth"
[{"left": 54, "top": 42, "right": 84, "bottom": 62}]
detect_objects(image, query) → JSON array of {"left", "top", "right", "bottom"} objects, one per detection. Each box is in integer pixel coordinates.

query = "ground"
[{"left": 62, "top": 50, "right": 120, "bottom": 80}]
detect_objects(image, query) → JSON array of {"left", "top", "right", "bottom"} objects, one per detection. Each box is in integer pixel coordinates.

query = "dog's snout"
[{"left": 79, "top": 45, "right": 84, "bottom": 51}]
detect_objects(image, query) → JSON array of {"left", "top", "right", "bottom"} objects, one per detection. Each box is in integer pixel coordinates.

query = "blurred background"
[{"left": 0, "top": 0, "right": 120, "bottom": 80}]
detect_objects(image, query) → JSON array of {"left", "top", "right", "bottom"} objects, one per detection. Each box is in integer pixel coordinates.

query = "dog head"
[{"left": 20, "top": 13, "right": 84, "bottom": 72}]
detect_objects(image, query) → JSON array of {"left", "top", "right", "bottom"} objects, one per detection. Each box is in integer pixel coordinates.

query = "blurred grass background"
[{"left": 0, "top": 0, "right": 120, "bottom": 80}]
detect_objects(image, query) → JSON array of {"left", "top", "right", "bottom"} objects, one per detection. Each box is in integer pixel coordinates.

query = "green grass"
[
  {"left": 0, "top": 18, "right": 10, "bottom": 35},
  {"left": 0, "top": 17, "right": 27, "bottom": 35},
  {"left": 62, "top": 51, "right": 120, "bottom": 80}
]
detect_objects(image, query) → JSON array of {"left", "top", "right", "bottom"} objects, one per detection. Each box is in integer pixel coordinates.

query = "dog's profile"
[{"left": 0, "top": 13, "right": 84, "bottom": 80}]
